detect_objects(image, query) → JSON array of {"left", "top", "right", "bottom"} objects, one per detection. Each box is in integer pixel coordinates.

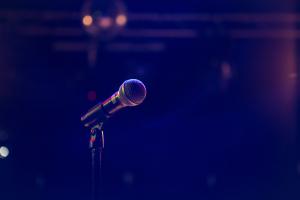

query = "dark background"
[{"left": 0, "top": 0, "right": 299, "bottom": 199}]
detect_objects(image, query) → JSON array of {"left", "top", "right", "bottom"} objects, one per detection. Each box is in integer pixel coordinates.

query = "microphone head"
[{"left": 119, "top": 79, "right": 147, "bottom": 106}]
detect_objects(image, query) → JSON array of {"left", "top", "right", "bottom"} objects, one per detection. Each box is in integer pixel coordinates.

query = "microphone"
[{"left": 81, "top": 79, "right": 147, "bottom": 127}]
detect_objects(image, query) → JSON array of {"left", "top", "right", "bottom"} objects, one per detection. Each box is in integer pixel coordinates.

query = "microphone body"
[{"left": 81, "top": 79, "right": 147, "bottom": 127}]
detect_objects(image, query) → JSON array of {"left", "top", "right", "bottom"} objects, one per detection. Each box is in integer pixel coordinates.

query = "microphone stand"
[{"left": 89, "top": 122, "right": 105, "bottom": 200}]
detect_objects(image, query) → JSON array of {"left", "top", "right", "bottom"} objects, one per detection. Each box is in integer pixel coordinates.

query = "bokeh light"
[
  {"left": 98, "top": 17, "right": 113, "bottom": 29},
  {"left": 221, "top": 62, "right": 233, "bottom": 81},
  {"left": 116, "top": 14, "right": 127, "bottom": 26},
  {"left": 82, "top": 15, "right": 93, "bottom": 26},
  {"left": 0, "top": 146, "right": 9, "bottom": 158}
]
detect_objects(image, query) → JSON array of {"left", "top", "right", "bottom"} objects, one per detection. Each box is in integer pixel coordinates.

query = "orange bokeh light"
[
  {"left": 82, "top": 15, "right": 93, "bottom": 26},
  {"left": 116, "top": 14, "right": 127, "bottom": 26}
]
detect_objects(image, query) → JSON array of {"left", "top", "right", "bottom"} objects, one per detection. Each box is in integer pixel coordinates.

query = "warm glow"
[
  {"left": 98, "top": 17, "right": 113, "bottom": 29},
  {"left": 116, "top": 14, "right": 127, "bottom": 26},
  {"left": 82, "top": 15, "right": 93, "bottom": 26},
  {"left": 221, "top": 62, "right": 232, "bottom": 80},
  {"left": 0, "top": 146, "right": 9, "bottom": 158}
]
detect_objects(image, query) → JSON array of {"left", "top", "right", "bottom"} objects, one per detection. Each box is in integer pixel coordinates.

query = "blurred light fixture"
[
  {"left": 0, "top": 146, "right": 9, "bottom": 158},
  {"left": 81, "top": 0, "right": 127, "bottom": 39},
  {"left": 221, "top": 62, "right": 233, "bottom": 81},
  {"left": 81, "top": 0, "right": 127, "bottom": 67},
  {"left": 116, "top": 14, "right": 127, "bottom": 26},
  {"left": 220, "top": 61, "right": 234, "bottom": 92},
  {"left": 82, "top": 15, "right": 93, "bottom": 26},
  {"left": 98, "top": 17, "right": 113, "bottom": 29},
  {"left": 289, "top": 72, "right": 297, "bottom": 80}
]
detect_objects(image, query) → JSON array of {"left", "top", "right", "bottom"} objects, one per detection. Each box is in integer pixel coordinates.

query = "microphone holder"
[{"left": 89, "top": 122, "right": 105, "bottom": 200}]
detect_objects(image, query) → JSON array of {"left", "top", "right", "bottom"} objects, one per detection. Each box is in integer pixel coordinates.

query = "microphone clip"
[{"left": 89, "top": 122, "right": 105, "bottom": 150}]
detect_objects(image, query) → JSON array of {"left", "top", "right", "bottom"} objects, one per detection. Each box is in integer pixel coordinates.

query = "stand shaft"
[{"left": 90, "top": 124, "right": 104, "bottom": 200}]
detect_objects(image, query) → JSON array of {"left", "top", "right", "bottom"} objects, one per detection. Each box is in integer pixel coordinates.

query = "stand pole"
[{"left": 90, "top": 123, "right": 104, "bottom": 200}]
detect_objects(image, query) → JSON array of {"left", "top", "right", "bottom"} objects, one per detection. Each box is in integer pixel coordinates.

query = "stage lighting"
[
  {"left": 81, "top": 0, "right": 127, "bottom": 39},
  {"left": 116, "top": 14, "right": 127, "bottom": 26},
  {"left": 98, "top": 17, "right": 113, "bottom": 29},
  {"left": 82, "top": 15, "right": 93, "bottom": 27},
  {"left": 0, "top": 146, "right": 9, "bottom": 158}
]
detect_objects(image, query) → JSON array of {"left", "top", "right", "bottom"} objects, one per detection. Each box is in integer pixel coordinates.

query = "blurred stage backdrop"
[{"left": 0, "top": 0, "right": 300, "bottom": 199}]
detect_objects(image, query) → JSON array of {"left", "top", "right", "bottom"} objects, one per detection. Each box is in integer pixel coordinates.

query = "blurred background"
[{"left": 0, "top": 0, "right": 300, "bottom": 199}]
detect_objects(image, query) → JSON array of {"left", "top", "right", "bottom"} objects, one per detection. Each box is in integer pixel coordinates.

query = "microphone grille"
[{"left": 119, "top": 79, "right": 147, "bottom": 106}]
